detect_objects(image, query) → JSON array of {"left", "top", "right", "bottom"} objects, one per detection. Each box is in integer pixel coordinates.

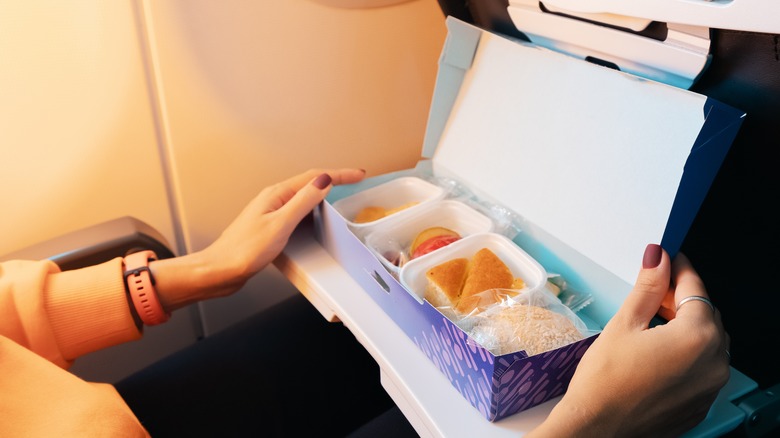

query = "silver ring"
[
  {"left": 676, "top": 295, "right": 715, "bottom": 313},
  {"left": 726, "top": 350, "right": 731, "bottom": 361}
]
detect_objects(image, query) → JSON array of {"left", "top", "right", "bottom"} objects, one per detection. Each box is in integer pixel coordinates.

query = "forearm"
[
  {"left": 149, "top": 247, "right": 247, "bottom": 313},
  {"left": 0, "top": 258, "right": 143, "bottom": 366}
]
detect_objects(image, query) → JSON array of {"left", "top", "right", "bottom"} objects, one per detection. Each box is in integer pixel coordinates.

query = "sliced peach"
[
  {"left": 410, "top": 227, "right": 460, "bottom": 255},
  {"left": 411, "top": 235, "right": 461, "bottom": 259}
]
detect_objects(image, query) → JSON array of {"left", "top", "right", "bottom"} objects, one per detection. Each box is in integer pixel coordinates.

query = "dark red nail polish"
[
  {"left": 313, "top": 173, "right": 332, "bottom": 189},
  {"left": 642, "top": 244, "right": 662, "bottom": 269}
]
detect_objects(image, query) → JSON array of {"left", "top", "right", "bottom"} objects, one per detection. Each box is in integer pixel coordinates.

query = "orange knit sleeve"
[
  {"left": 0, "top": 258, "right": 142, "bottom": 367},
  {"left": 1, "top": 258, "right": 149, "bottom": 436}
]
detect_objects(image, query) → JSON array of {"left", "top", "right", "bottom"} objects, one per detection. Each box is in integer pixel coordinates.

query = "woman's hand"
[
  {"left": 205, "top": 168, "right": 365, "bottom": 281},
  {"left": 153, "top": 168, "right": 366, "bottom": 311},
  {"left": 529, "top": 244, "right": 731, "bottom": 437}
]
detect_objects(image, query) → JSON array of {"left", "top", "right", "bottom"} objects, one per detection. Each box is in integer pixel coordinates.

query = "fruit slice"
[
  {"left": 410, "top": 227, "right": 460, "bottom": 255},
  {"left": 411, "top": 235, "right": 461, "bottom": 259}
]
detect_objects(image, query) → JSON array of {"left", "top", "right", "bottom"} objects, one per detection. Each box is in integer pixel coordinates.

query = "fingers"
[
  {"left": 279, "top": 168, "right": 366, "bottom": 194},
  {"left": 278, "top": 173, "right": 334, "bottom": 226},
  {"left": 328, "top": 168, "right": 367, "bottom": 186},
  {"left": 670, "top": 253, "right": 731, "bottom": 371},
  {"left": 273, "top": 169, "right": 366, "bottom": 234},
  {"left": 669, "top": 252, "right": 713, "bottom": 321},
  {"left": 615, "top": 244, "right": 672, "bottom": 328},
  {"left": 262, "top": 168, "right": 366, "bottom": 211},
  {"left": 665, "top": 253, "right": 730, "bottom": 372}
]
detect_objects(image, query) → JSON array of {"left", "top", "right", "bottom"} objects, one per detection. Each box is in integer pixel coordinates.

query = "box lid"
[{"left": 422, "top": 17, "right": 743, "bottom": 303}]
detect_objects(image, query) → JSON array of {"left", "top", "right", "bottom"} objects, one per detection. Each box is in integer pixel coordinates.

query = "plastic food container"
[
  {"left": 331, "top": 176, "right": 446, "bottom": 237},
  {"left": 399, "top": 232, "right": 548, "bottom": 303},
  {"left": 364, "top": 199, "right": 495, "bottom": 275}
]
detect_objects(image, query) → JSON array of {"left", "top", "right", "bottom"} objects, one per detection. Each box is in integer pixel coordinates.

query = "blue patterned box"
[
  {"left": 317, "top": 194, "right": 597, "bottom": 420},
  {"left": 315, "top": 17, "right": 744, "bottom": 422}
]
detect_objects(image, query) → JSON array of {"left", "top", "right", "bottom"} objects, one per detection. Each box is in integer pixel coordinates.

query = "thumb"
[{"left": 615, "top": 244, "right": 673, "bottom": 328}]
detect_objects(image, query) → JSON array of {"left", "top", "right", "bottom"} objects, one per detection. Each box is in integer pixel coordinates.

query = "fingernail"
[
  {"left": 313, "top": 173, "right": 332, "bottom": 189},
  {"left": 642, "top": 244, "right": 662, "bottom": 269}
]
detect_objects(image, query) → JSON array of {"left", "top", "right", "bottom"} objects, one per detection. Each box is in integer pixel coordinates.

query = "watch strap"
[{"left": 124, "top": 250, "right": 170, "bottom": 326}]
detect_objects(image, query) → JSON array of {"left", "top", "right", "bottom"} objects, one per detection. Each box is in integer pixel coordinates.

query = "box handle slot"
[{"left": 365, "top": 268, "right": 391, "bottom": 294}]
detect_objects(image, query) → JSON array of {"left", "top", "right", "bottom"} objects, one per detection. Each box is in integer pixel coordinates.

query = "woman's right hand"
[{"left": 529, "top": 244, "right": 731, "bottom": 437}]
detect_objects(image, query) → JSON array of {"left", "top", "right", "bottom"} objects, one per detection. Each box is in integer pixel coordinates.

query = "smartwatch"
[{"left": 123, "top": 250, "right": 170, "bottom": 326}]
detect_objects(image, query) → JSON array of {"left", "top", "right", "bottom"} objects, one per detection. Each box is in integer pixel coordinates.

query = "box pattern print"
[{"left": 415, "top": 314, "right": 596, "bottom": 421}]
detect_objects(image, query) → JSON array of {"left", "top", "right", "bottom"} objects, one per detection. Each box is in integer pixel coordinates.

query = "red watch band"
[{"left": 124, "top": 250, "right": 170, "bottom": 326}]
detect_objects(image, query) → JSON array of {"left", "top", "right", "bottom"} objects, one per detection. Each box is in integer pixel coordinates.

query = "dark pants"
[{"left": 116, "top": 294, "right": 418, "bottom": 438}]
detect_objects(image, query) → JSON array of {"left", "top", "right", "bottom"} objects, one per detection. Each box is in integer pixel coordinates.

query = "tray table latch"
[{"left": 733, "top": 383, "right": 780, "bottom": 437}]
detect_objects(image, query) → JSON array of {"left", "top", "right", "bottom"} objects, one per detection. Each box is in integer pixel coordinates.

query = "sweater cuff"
[{"left": 44, "top": 257, "right": 142, "bottom": 360}]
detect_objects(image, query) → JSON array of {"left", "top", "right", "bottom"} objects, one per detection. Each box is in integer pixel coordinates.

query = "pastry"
[
  {"left": 424, "top": 247, "right": 524, "bottom": 315},
  {"left": 425, "top": 257, "right": 469, "bottom": 309},
  {"left": 457, "top": 248, "right": 514, "bottom": 313},
  {"left": 353, "top": 202, "right": 419, "bottom": 224},
  {"left": 354, "top": 206, "right": 387, "bottom": 224}
]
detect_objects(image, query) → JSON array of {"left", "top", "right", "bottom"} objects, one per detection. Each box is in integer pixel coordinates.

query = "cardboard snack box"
[{"left": 315, "top": 17, "right": 745, "bottom": 423}]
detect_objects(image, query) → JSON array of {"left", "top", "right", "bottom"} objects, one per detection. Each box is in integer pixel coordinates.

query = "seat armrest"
[{"left": 0, "top": 216, "right": 175, "bottom": 271}]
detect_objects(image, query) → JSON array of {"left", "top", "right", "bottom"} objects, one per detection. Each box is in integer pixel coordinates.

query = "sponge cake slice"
[
  {"left": 425, "top": 257, "right": 468, "bottom": 309},
  {"left": 456, "top": 248, "right": 515, "bottom": 314}
]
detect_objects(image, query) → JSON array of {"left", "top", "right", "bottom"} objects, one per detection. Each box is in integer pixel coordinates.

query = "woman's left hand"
[{"left": 154, "top": 168, "right": 366, "bottom": 310}]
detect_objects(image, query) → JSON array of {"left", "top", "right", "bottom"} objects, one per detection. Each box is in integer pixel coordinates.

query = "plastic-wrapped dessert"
[
  {"left": 415, "top": 238, "right": 588, "bottom": 356},
  {"left": 468, "top": 301, "right": 585, "bottom": 356},
  {"left": 425, "top": 247, "right": 526, "bottom": 315}
]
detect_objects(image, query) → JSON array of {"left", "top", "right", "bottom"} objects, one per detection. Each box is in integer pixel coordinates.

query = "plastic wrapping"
[
  {"left": 546, "top": 272, "right": 595, "bottom": 314},
  {"left": 425, "top": 175, "right": 524, "bottom": 240},
  {"left": 364, "top": 200, "right": 495, "bottom": 275},
  {"left": 459, "top": 287, "right": 599, "bottom": 357},
  {"left": 338, "top": 172, "right": 600, "bottom": 357},
  {"left": 362, "top": 174, "right": 527, "bottom": 277}
]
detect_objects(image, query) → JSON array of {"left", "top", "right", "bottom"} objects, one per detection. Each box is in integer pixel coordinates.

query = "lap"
[{"left": 116, "top": 293, "right": 415, "bottom": 437}]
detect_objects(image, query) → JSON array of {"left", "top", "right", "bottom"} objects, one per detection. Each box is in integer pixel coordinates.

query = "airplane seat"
[{"left": 0, "top": 216, "right": 176, "bottom": 271}]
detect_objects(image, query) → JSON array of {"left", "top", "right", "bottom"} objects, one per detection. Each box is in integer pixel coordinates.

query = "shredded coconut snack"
[{"left": 469, "top": 304, "right": 584, "bottom": 356}]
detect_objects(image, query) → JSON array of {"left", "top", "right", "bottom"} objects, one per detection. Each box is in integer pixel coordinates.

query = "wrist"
[
  {"left": 149, "top": 249, "right": 246, "bottom": 312},
  {"left": 124, "top": 250, "right": 171, "bottom": 326},
  {"left": 529, "top": 395, "right": 616, "bottom": 438}
]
